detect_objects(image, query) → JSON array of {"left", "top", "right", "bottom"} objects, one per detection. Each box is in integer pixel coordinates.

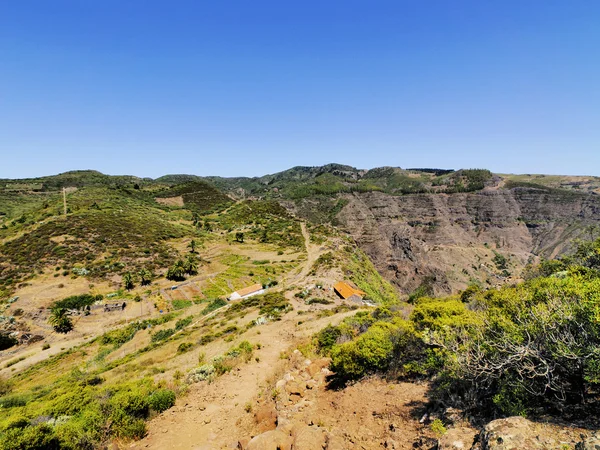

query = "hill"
[{"left": 1, "top": 164, "right": 600, "bottom": 449}]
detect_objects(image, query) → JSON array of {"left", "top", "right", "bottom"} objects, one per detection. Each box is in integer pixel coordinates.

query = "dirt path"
[
  {"left": 131, "top": 308, "right": 356, "bottom": 450},
  {"left": 281, "top": 222, "right": 322, "bottom": 287}
]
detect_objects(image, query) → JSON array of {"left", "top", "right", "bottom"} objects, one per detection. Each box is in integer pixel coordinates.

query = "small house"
[
  {"left": 228, "top": 283, "right": 265, "bottom": 301},
  {"left": 333, "top": 281, "right": 366, "bottom": 302}
]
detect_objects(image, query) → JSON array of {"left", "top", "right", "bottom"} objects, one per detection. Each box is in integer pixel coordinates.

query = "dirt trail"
[
  {"left": 282, "top": 222, "right": 322, "bottom": 287},
  {"left": 131, "top": 310, "right": 355, "bottom": 450}
]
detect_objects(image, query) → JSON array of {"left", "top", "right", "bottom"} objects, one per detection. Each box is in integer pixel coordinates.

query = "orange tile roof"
[
  {"left": 235, "top": 283, "right": 264, "bottom": 298},
  {"left": 334, "top": 281, "right": 366, "bottom": 300}
]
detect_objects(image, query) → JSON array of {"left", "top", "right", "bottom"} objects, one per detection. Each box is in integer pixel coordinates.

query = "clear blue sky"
[{"left": 1, "top": 1, "right": 599, "bottom": 179}]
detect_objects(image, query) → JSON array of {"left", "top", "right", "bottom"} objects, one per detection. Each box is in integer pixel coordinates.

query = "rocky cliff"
[{"left": 294, "top": 187, "right": 600, "bottom": 295}]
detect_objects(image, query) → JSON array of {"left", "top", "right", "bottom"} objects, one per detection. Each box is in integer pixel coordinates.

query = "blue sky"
[{"left": 1, "top": 1, "right": 599, "bottom": 178}]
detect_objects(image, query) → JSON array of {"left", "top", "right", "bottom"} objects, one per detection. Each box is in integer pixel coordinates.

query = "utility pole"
[{"left": 62, "top": 187, "right": 66, "bottom": 215}]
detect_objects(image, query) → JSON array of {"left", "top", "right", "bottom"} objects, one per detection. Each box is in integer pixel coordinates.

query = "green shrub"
[
  {"left": 109, "top": 388, "right": 149, "bottom": 418},
  {"left": 175, "top": 316, "right": 193, "bottom": 330},
  {"left": 172, "top": 299, "right": 192, "bottom": 310},
  {"left": 0, "top": 424, "right": 60, "bottom": 450},
  {"left": 147, "top": 389, "right": 176, "bottom": 413},
  {"left": 316, "top": 325, "right": 341, "bottom": 354},
  {"left": 151, "top": 328, "right": 175, "bottom": 343},
  {"left": 0, "top": 393, "right": 30, "bottom": 408},
  {"left": 201, "top": 298, "right": 227, "bottom": 315},
  {"left": 177, "top": 342, "right": 194, "bottom": 353},
  {"left": 330, "top": 321, "right": 413, "bottom": 381}
]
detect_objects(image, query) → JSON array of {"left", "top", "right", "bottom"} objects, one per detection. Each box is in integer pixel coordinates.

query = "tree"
[
  {"left": 188, "top": 239, "right": 197, "bottom": 253},
  {"left": 139, "top": 269, "right": 152, "bottom": 286},
  {"left": 123, "top": 272, "right": 134, "bottom": 290},
  {"left": 235, "top": 232, "right": 244, "bottom": 243},
  {"left": 185, "top": 255, "right": 198, "bottom": 275},
  {"left": 49, "top": 308, "right": 73, "bottom": 334},
  {"left": 167, "top": 260, "right": 186, "bottom": 281}
]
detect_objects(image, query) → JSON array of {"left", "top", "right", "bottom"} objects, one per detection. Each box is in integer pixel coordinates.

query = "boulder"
[
  {"left": 255, "top": 404, "right": 278, "bottom": 433},
  {"left": 478, "top": 416, "right": 554, "bottom": 449},
  {"left": 247, "top": 429, "right": 293, "bottom": 450},
  {"left": 292, "top": 425, "right": 327, "bottom": 449},
  {"left": 576, "top": 434, "right": 600, "bottom": 450},
  {"left": 285, "top": 381, "right": 305, "bottom": 397},
  {"left": 326, "top": 435, "right": 346, "bottom": 450}
]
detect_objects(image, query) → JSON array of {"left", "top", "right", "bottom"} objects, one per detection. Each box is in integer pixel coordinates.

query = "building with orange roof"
[{"left": 333, "top": 281, "right": 366, "bottom": 302}]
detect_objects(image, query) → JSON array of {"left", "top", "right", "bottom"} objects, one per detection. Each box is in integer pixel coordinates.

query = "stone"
[
  {"left": 254, "top": 404, "right": 278, "bottom": 433},
  {"left": 306, "top": 363, "right": 322, "bottom": 378},
  {"left": 246, "top": 429, "right": 293, "bottom": 450},
  {"left": 283, "top": 373, "right": 295, "bottom": 382},
  {"left": 292, "top": 425, "right": 327, "bottom": 450},
  {"left": 479, "top": 416, "right": 546, "bottom": 449},
  {"left": 576, "top": 434, "right": 600, "bottom": 450},
  {"left": 326, "top": 435, "right": 346, "bottom": 450},
  {"left": 285, "top": 381, "right": 305, "bottom": 397}
]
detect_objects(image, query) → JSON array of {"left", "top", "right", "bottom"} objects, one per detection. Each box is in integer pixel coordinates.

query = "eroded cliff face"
[{"left": 296, "top": 188, "right": 600, "bottom": 295}]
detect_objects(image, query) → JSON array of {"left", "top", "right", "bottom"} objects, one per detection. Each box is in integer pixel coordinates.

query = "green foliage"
[
  {"left": 151, "top": 328, "right": 175, "bottom": 343},
  {"left": 330, "top": 321, "right": 407, "bottom": 380},
  {"left": 177, "top": 342, "right": 194, "bottom": 353},
  {"left": 52, "top": 294, "right": 102, "bottom": 311},
  {"left": 201, "top": 298, "right": 227, "bottom": 315},
  {"left": 154, "top": 180, "right": 231, "bottom": 213},
  {"left": 0, "top": 424, "right": 61, "bottom": 450},
  {"left": 316, "top": 325, "right": 341, "bottom": 354},
  {"left": 492, "top": 251, "right": 508, "bottom": 270},
  {"left": 122, "top": 272, "right": 135, "bottom": 290},
  {"left": 166, "top": 260, "right": 187, "bottom": 281},
  {"left": 49, "top": 308, "right": 74, "bottom": 333},
  {"left": 212, "top": 341, "right": 255, "bottom": 375},
  {"left": 175, "top": 316, "right": 193, "bottom": 330},
  {"left": 147, "top": 389, "right": 176, "bottom": 413},
  {"left": 342, "top": 247, "right": 400, "bottom": 305},
  {"left": 172, "top": 299, "right": 192, "bottom": 310},
  {"left": 430, "top": 418, "right": 447, "bottom": 436},
  {"left": 99, "top": 313, "right": 176, "bottom": 347},
  {"left": 0, "top": 376, "right": 171, "bottom": 448},
  {"left": 443, "top": 169, "right": 493, "bottom": 193}
]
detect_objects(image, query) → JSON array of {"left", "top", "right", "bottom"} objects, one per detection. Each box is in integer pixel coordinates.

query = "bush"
[
  {"left": 109, "top": 389, "right": 149, "bottom": 418},
  {"left": 147, "top": 389, "right": 176, "bottom": 413},
  {"left": 175, "top": 316, "right": 193, "bottom": 330},
  {"left": 0, "top": 424, "right": 60, "bottom": 450},
  {"left": 177, "top": 342, "right": 193, "bottom": 353},
  {"left": 201, "top": 298, "right": 227, "bottom": 315},
  {"left": 151, "top": 328, "right": 175, "bottom": 343},
  {"left": 316, "top": 325, "right": 341, "bottom": 354},
  {"left": 330, "top": 320, "right": 416, "bottom": 381}
]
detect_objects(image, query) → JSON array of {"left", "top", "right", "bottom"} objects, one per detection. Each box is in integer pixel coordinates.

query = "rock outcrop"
[
  {"left": 332, "top": 188, "right": 600, "bottom": 293},
  {"left": 474, "top": 416, "right": 588, "bottom": 450}
]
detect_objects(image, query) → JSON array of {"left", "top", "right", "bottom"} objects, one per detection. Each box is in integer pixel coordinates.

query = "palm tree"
[
  {"left": 188, "top": 239, "right": 197, "bottom": 253},
  {"left": 49, "top": 308, "right": 73, "bottom": 334},
  {"left": 185, "top": 255, "right": 198, "bottom": 275},
  {"left": 167, "top": 260, "right": 186, "bottom": 281},
  {"left": 139, "top": 269, "right": 152, "bottom": 286},
  {"left": 123, "top": 272, "right": 134, "bottom": 290}
]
